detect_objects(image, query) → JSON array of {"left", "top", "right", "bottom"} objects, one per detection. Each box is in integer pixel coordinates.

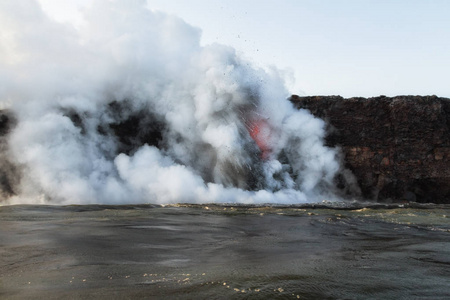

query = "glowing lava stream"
[{"left": 248, "top": 118, "right": 274, "bottom": 160}]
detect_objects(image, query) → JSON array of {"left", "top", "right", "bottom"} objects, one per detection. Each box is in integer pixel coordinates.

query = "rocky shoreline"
[
  {"left": 1, "top": 95, "right": 449, "bottom": 204},
  {"left": 290, "top": 95, "right": 450, "bottom": 204}
]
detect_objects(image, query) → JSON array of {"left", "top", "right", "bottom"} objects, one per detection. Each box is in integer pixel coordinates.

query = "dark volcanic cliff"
[
  {"left": 1, "top": 95, "right": 449, "bottom": 204},
  {"left": 290, "top": 95, "right": 450, "bottom": 204}
]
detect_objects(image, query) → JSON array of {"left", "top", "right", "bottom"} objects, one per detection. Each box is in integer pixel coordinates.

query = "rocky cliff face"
[
  {"left": 1, "top": 95, "right": 449, "bottom": 204},
  {"left": 290, "top": 95, "right": 450, "bottom": 204},
  {"left": 0, "top": 111, "right": 18, "bottom": 199}
]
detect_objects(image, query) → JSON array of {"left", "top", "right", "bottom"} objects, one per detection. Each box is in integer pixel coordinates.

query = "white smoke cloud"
[{"left": 0, "top": 0, "right": 350, "bottom": 205}]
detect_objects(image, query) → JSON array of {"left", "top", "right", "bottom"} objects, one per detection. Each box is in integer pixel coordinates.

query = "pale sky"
[{"left": 36, "top": 0, "right": 450, "bottom": 98}]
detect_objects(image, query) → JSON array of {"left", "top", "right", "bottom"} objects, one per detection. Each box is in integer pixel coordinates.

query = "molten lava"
[{"left": 248, "top": 118, "right": 273, "bottom": 160}]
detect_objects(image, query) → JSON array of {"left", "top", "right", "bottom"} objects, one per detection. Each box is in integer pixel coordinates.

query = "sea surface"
[{"left": 1, "top": 202, "right": 449, "bottom": 299}]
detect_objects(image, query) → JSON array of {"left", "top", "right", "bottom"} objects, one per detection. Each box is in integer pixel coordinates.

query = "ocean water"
[{"left": 1, "top": 203, "right": 449, "bottom": 299}]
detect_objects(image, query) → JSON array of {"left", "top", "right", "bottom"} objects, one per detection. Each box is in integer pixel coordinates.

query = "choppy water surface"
[{"left": 1, "top": 203, "right": 449, "bottom": 299}]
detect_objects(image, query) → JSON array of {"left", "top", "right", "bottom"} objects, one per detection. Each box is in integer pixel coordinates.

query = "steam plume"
[{"left": 0, "top": 0, "right": 350, "bottom": 205}]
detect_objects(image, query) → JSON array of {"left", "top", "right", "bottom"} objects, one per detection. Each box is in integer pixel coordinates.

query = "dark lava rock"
[
  {"left": 290, "top": 95, "right": 450, "bottom": 204},
  {"left": 1, "top": 94, "right": 449, "bottom": 204},
  {"left": 0, "top": 110, "right": 18, "bottom": 198}
]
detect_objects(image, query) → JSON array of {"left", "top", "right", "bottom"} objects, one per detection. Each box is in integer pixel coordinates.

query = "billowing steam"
[{"left": 0, "top": 0, "right": 353, "bottom": 205}]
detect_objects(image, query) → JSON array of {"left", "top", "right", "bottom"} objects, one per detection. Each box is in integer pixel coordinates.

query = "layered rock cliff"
[
  {"left": 290, "top": 95, "right": 450, "bottom": 204},
  {"left": 1, "top": 95, "right": 449, "bottom": 204}
]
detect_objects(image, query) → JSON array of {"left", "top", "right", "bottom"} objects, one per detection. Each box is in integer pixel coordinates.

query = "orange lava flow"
[{"left": 248, "top": 119, "right": 272, "bottom": 160}]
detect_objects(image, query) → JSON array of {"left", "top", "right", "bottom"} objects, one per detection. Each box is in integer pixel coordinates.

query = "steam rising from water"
[{"left": 0, "top": 0, "right": 352, "bottom": 205}]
